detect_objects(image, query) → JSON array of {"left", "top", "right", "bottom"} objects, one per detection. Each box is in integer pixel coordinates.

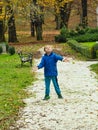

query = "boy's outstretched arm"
[
  {"left": 32, "top": 66, "right": 38, "bottom": 72},
  {"left": 62, "top": 57, "right": 69, "bottom": 62},
  {"left": 32, "top": 56, "right": 45, "bottom": 72}
]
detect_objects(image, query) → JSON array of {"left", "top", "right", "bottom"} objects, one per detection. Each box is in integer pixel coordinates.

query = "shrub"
[
  {"left": 69, "top": 27, "right": 98, "bottom": 42},
  {"left": 6, "top": 44, "right": 9, "bottom": 53},
  {"left": 77, "top": 29, "right": 85, "bottom": 35},
  {"left": 73, "top": 33, "right": 98, "bottom": 42},
  {"left": 0, "top": 46, "right": 3, "bottom": 54},
  {"left": 93, "top": 43, "right": 98, "bottom": 51},
  {"left": 60, "top": 26, "right": 69, "bottom": 36},
  {"left": 69, "top": 30, "right": 78, "bottom": 37},
  {"left": 96, "top": 50, "right": 98, "bottom": 58},
  {"left": 55, "top": 26, "right": 68, "bottom": 43},
  {"left": 87, "top": 27, "right": 98, "bottom": 34},
  {"left": 67, "top": 39, "right": 95, "bottom": 58},
  {"left": 8, "top": 46, "right": 15, "bottom": 55},
  {"left": 55, "top": 34, "right": 66, "bottom": 42},
  {"left": 91, "top": 43, "right": 98, "bottom": 58},
  {"left": 56, "top": 26, "right": 98, "bottom": 43}
]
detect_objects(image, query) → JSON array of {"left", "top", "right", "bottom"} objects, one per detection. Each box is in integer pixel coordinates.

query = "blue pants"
[{"left": 44, "top": 76, "right": 61, "bottom": 96}]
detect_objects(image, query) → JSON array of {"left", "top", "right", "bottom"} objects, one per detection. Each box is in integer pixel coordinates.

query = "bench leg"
[
  {"left": 30, "top": 60, "right": 32, "bottom": 67},
  {"left": 21, "top": 61, "right": 24, "bottom": 67}
]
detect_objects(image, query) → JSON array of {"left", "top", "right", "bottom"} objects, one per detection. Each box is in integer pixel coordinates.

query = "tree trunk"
[
  {"left": 33, "top": 0, "right": 37, "bottom": 5},
  {"left": 55, "top": 14, "right": 61, "bottom": 30},
  {"left": 8, "top": 14, "right": 18, "bottom": 42},
  {"left": 35, "top": 20, "right": 43, "bottom": 40},
  {"left": 0, "top": 21, "right": 5, "bottom": 42},
  {"left": 60, "top": 2, "right": 72, "bottom": 28},
  {"left": 30, "top": 20, "right": 35, "bottom": 36},
  {"left": 30, "top": 0, "right": 36, "bottom": 37},
  {"left": 81, "top": 0, "right": 88, "bottom": 28},
  {"left": 31, "top": 0, "right": 43, "bottom": 40}
]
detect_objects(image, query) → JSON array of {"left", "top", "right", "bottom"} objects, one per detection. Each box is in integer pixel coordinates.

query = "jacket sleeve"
[
  {"left": 54, "top": 53, "right": 63, "bottom": 61},
  {"left": 37, "top": 56, "right": 45, "bottom": 69}
]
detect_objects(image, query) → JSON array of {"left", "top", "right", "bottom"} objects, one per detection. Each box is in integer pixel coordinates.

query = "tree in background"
[
  {"left": 30, "top": 0, "right": 44, "bottom": 40},
  {"left": 30, "top": 0, "right": 36, "bottom": 37},
  {"left": 0, "top": 1, "right": 6, "bottom": 42},
  {"left": 2, "top": 0, "right": 98, "bottom": 42},
  {"left": 59, "top": 1, "right": 73, "bottom": 28},
  {"left": 18, "top": 0, "right": 43, "bottom": 40},
  {"left": 0, "top": 0, "right": 18, "bottom": 43},
  {"left": 39, "top": 0, "right": 73, "bottom": 29},
  {"left": 81, "top": 0, "right": 88, "bottom": 28},
  {"left": 7, "top": 2, "right": 18, "bottom": 42},
  {"left": 0, "top": 20, "right": 5, "bottom": 42}
]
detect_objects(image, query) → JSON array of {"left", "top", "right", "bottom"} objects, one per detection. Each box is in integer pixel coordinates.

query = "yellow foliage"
[
  {"left": 37, "top": 0, "right": 73, "bottom": 15},
  {"left": 38, "top": 0, "right": 73, "bottom": 7},
  {"left": 0, "top": 15, "right": 4, "bottom": 20},
  {"left": 0, "top": 1, "right": 5, "bottom": 20},
  {"left": 0, "top": 0, "right": 74, "bottom": 20}
]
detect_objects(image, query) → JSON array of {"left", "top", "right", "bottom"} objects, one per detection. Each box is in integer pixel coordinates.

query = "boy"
[{"left": 34, "top": 45, "right": 68, "bottom": 100}]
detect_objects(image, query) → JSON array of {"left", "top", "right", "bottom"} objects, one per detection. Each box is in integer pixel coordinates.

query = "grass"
[
  {"left": 79, "top": 42, "right": 96, "bottom": 49},
  {"left": 90, "top": 63, "right": 98, "bottom": 75},
  {"left": 0, "top": 54, "right": 35, "bottom": 130},
  {"left": 78, "top": 42, "right": 98, "bottom": 76}
]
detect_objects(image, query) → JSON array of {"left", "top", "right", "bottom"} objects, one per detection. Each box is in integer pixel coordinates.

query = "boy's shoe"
[
  {"left": 43, "top": 95, "right": 50, "bottom": 100},
  {"left": 58, "top": 94, "right": 63, "bottom": 99}
]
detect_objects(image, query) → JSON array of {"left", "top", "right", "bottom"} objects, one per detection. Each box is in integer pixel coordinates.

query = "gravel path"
[{"left": 10, "top": 52, "right": 98, "bottom": 130}]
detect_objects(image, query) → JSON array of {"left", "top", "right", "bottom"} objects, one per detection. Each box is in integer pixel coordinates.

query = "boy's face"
[{"left": 44, "top": 45, "right": 53, "bottom": 54}]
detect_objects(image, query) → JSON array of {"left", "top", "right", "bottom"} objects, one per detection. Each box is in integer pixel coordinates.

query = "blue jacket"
[{"left": 37, "top": 52, "right": 63, "bottom": 76}]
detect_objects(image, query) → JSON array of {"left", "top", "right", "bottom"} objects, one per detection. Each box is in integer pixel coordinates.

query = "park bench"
[{"left": 18, "top": 51, "right": 33, "bottom": 67}]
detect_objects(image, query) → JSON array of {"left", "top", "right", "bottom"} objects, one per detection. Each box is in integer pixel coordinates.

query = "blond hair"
[{"left": 44, "top": 45, "right": 53, "bottom": 51}]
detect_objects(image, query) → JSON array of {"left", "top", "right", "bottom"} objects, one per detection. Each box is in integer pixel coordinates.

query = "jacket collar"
[{"left": 45, "top": 52, "right": 53, "bottom": 56}]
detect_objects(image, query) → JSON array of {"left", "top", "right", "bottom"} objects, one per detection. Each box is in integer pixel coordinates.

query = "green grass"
[
  {"left": 73, "top": 42, "right": 98, "bottom": 77},
  {"left": 79, "top": 42, "right": 96, "bottom": 48},
  {"left": 0, "top": 54, "right": 35, "bottom": 130},
  {"left": 90, "top": 63, "right": 98, "bottom": 75}
]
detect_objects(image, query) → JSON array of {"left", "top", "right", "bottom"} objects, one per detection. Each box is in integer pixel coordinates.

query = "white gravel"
[{"left": 10, "top": 51, "right": 98, "bottom": 130}]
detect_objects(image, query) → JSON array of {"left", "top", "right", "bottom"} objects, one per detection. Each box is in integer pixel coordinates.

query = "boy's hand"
[
  {"left": 32, "top": 66, "right": 38, "bottom": 72},
  {"left": 64, "top": 57, "right": 75, "bottom": 64},
  {"left": 62, "top": 57, "right": 69, "bottom": 62}
]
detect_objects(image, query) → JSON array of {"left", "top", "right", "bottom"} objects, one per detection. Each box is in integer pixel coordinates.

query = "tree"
[
  {"left": 0, "top": 0, "right": 18, "bottom": 43},
  {"left": 34, "top": 14, "right": 43, "bottom": 40},
  {"left": 0, "top": 21, "right": 5, "bottom": 42},
  {"left": 18, "top": 0, "right": 43, "bottom": 40},
  {"left": 30, "top": 0, "right": 36, "bottom": 37},
  {"left": 81, "top": 0, "right": 88, "bottom": 28},
  {"left": 0, "top": 1, "right": 6, "bottom": 42},
  {"left": 7, "top": 3, "right": 18, "bottom": 42},
  {"left": 30, "top": 0, "right": 43, "bottom": 40},
  {"left": 59, "top": 1, "right": 73, "bottom": 28},
  {"left": 38, "top": 0, "right": 73, "bottom": 29}
]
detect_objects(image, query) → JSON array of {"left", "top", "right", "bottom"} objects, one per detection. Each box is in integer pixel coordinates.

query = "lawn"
[
  {"left": 71, "top": 41, "right": 98, "bottom": 76},
  {"left": 0, "top": 54, "right": 35, "bottom": 130},
  {"left": 79, "top": 42, "right": 96, "bottom": 48},
  {"left": 90, "top": 63, "right": 98, "bottom": 75}
]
